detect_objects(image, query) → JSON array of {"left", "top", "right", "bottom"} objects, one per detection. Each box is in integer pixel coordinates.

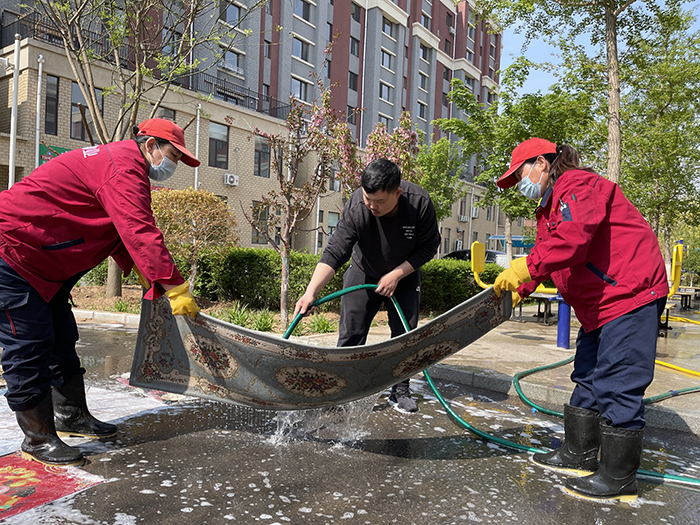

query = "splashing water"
[{"left": 269, "top": 393, "right": 382, "bottom": 444}]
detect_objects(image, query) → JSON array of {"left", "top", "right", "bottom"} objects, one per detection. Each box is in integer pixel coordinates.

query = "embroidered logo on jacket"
[{"left": 82, "top": 146, "right": 100, "bottom": 158}]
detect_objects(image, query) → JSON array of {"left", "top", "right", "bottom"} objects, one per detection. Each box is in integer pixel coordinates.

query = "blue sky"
[{"left": 500, "top": 2, "right": 700, "bottom": 95}]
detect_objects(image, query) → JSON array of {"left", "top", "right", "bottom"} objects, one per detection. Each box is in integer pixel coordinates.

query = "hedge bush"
[{"left": 82, "top": 247, "right": 506, "bottom": 315}]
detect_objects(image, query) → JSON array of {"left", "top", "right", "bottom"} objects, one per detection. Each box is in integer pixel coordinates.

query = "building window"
[
  {"left": 208, "top": 122, "right": 229, "bottom": 169},
  {"left": 419, "top": 73, "right": 428, "bottom": 91},
  {"left": 489, "top": 34, "right": 497, "bottom": 79},
  {"left": 350, "top": 37, "right": 360, "bottom": 57},
  {"left": 486, "top": 206, "right": 492, "bottom": 221},
  {"left": 317, "top": 232, "right": 324, "bottom": 249},
  {"left": 252, "top": 202, "right": 269, "bottom": 244},
  {"left": 291, "top": 77, "right": 311, "bottom": 102},
  {"left": 379, "top": 82, "right": 391, "bottom": 101},
  {"left": 327, "top": 22, "right": 333, "bottom": 41},
  {"left": 328, "top": 211, "right": 340, "bottom": 235},
  {"left": 220, "top": 3, "right": 241, "bottom": 24},
  {"left": 446, "top": 13, "right": 453, "bottom": 27},
  {"left": 348, "top": 71, "right": 358, "bottom": 91},
  {"left": 472, "top": 231, "right": 478, "bottom": 243},
  {"left": 265, "top": 0, "right": 272, "bottom": 14},
  {"left": 381, "top": 49, "right": 392, "bottom": 70},
  {"left": 465, "top": 77, "right": 476, "bottom": 93},
  {"left": 319, "top": 210, "right": 324, "bottom": 223},
  {"left": 222, "top": 49, "right": 243, "bottom": 75},
  {"left": 71, "top": 82, "right": 102, "bottom": 142},
  {"left": 442, "top": 92, "right": 448, "bottom": 107},
  {"left": 254, "top": 136, "right": 270, "bottom": 178},
  {"left": 421, "top": 12, "right": 431, "bottom": 30},
  {"left": 294, "top": 0, "right": 311, "bottom": 21},
  {"left": 264, "top": 40, "right": 271, "bottom": 58},
  {"left": 445, "top": 39, "right": 452, "bottom": 55},
  {"left": 378, "top": 113, "right": 391, "bottom": 127},
  {"left": 351, "top": 3, "right": 361, "bottom": 22},
  {"left": 328, "top": 169, "right": 340, "bottom": 191},
  {"left": 417, "top": 101, "right": 427, "bottom": 120},
  {"left": 326, "top": 60, "right": 331, "bottom": 78},
  {"left": 443, "top": 228, "right": 450, "bottom": 254},
  {"left": 467, "top": 22, "right": 476, "bottom": 63},
  {"left": 444, "top": 68, "right": 451, "bottom": 81},
  {"left": 347, "top": 106, "right": 356, "bottom": 125},
  {"left": 382, "top": 17, "right": 395, "bottom": 38},
  {"left": 45, "top": 75, "right": 59, "bottom": 136},
  {"left": 292, "top": 37, "right": 310, "bottom": 62},
  {"left": 419, "top": 43, "right": 430, "bottom": 62},
  {"left": 155, "top": 107, "right": 175, "bottom": 120}
]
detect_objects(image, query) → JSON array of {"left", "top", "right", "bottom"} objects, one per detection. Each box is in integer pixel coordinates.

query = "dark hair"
[
  {"left": 518, "top": 144, "right": 594, "bottom": 188},
  {"left": 361, "top": 158, "right": 401, "bottom": 193},
  {"left": 132, "top": 125, "right": 171, "bottom": 148}
]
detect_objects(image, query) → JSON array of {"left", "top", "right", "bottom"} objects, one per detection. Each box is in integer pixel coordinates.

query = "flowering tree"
[
  {"left": 364, "top": 112, "right": 420, "bottom": 185},
  {"left": 234, "top": 56, "right": 361, "bottom": 325}
]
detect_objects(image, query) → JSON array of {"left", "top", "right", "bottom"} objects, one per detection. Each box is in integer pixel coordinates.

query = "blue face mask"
[
  {"left": 517, "top": 161, "right": 543, "bottom": 200},
  {"left": 148, "top": 143, "right": 177, "bottom": 182}
]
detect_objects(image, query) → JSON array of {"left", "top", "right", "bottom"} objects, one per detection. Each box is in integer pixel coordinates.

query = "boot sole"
[
  {"left": 564, "top": 487, "right": 637, "bottom": 502},
  {"left": 21, "top": 450, "right": 85, "bottom": 467},
  {"left": 57, "top": 430, "right": 117, "bottom": 439},
  {"left": 530, "top": 457, "right": 596, "bottom": 476}
]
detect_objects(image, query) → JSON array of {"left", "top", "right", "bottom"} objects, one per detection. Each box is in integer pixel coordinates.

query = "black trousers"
[
  {"left": 0, "top": 257, "right": 84, "bottom": 411},
  {"left": 337, "top": 266, "right": 421, "bottom": 395}
]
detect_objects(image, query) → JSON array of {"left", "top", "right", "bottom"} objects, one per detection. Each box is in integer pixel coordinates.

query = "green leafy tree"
[
  {"left": 618, "top": 5, "right": 700, "bottom": 260},
  {"left": 151, "top": 188, "right": 239, "bottom": 289},
  {"left": 476, "top": 0, "right": 658, "bottom": 183},
  {"left": 436, "top": 61, "right": 595, "bottom": 260},
  {"left": 415, "top": 137, "right": 466, "bottom": 223}
]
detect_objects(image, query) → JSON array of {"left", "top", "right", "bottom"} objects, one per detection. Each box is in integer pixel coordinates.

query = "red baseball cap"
[
  {"left": 137, "top": 118, "right": 200, "bottom": 167},
  {"left": 496, "top": 138, "right": 557, "bottom": 189}
]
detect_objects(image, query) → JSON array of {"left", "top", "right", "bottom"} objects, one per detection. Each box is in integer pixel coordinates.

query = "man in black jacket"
[{"left": 293, "top": 159, "right": 440, "bottom": 412}]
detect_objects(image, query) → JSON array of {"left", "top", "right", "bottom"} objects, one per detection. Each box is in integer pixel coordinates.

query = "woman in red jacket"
[
  {"left": 493, "top": 138, "right": 668, "bottom": 502},
  {"left": 0, "top": 119, "right": 199, "bottom": 466}
]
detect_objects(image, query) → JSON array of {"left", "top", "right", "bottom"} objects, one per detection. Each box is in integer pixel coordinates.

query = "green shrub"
[
  {"left": 251, "top": 309, "right": 275, "bottom": 332},
  {"left": 306, "top": 313, "right": 337, "bottom": 334}
]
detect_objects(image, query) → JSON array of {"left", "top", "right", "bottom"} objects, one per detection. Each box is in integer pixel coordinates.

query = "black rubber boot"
[
  {"left": 565, "top": 421, "right": 643, "bottom": 502},
  {"left": 532, "top": 404, "right": 600, "bottom": 475},
  {"left": 53, "top": 374, "right": 117, "bottom": 438},
  {"left": 16, "top": 393, "right": 84, "bottom": 466}
]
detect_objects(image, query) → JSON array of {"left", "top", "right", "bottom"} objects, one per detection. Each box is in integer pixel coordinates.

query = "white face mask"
[
  {"left": 517, "top": 160, "right": 544, "bottom": 200},
  {"left": 148, "top": 143, "right": 177, "bottom": 182}
]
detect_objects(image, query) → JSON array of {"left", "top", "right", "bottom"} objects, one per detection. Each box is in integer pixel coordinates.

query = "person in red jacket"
[
  {"left": 493, "top": 138, "right": 668, "bottom": 502},
  {"left": 0, "top": 118, "right": 199, "bottom": 466}
]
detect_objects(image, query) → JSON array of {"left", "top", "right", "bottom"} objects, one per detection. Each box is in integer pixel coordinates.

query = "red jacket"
[
  {"left": 0, "top": 140, "right": 183, "bottom": 302},
  {"left": 518, "top": 169, "right": 668, "bottom": 331}
]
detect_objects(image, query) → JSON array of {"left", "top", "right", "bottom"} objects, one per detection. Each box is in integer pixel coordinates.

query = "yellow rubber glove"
[
  {"left": 493, "top": 257, "right": 532, "bottom": 297},
  {"left": 164, "top": 283, "right": 200, "bottom": 318},
  {"left": 512, "top": 291, "right": 522, "bottom": 307},
  {"left": 132, "top": 266, "right": 150, "bottom": 289}
]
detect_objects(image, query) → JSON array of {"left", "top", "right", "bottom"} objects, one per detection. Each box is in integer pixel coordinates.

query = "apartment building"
[{"left": 0, "top": 1, "right": 521, "bottom": 256}]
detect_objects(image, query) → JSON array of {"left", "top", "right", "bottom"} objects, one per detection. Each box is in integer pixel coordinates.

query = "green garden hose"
[{"left": 284, "top": 286, "right": 700, "bottom": 488}]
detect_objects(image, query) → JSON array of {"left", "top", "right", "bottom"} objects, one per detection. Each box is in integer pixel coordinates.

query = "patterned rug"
[
  {"left": 129, "top": 288, "right": 511, "bottom": 410},
  {"left": 0, "top": 454, "right": 103, "bottom": 519}
]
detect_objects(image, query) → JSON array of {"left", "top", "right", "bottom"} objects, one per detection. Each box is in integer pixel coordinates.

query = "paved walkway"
[{"left": 73, "top": 299, "right": 700, "bottom": 435}]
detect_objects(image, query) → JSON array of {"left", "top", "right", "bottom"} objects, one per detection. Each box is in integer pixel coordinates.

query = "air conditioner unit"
[
  {"left": 448, "top": 26, "right": 455, "bottom": 35},
  {"left": 456, "top": 227, "right": 463, "bottom": 233},
  {"left": 224, "top": 173, "right": 239, "bottom": 186},
  {"left": 455, "top": 239, "right": 463, "bottom": 250},
  {"left": 458, "top": 214, "right": 469, "bottom": 223},
  {"left": 471, "top": 207, "right": 479, "bottom": 219}
]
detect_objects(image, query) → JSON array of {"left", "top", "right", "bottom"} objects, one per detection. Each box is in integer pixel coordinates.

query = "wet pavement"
[{"left": 1, "top": 323, "right": 700, "bottom": 524}]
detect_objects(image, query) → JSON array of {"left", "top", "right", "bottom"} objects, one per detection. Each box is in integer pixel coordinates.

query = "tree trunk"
[
  {"left": 505, "top": 216, "right": 513, "bottom": 263},
  {"left": 105, "top": 257, "right": 122, "bottom": 298},
  {"left": 188, "top": 259, "right": 198, "bottom": 293},
  {"left": 605, "top": 5, "right": 622, "bottom": 184},
  {"left": 280, "top": 251, "right": 290, "bottom": 327}
]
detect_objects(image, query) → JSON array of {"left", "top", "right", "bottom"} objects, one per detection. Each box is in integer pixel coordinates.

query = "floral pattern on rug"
[
  {"left": 275, "top": 367, "right": 347, "bottom": 398},
  {"left": 392, "top": 341, "right": 460, "bottom": 378},
  {"left": 184, "top": 334, "right": 239, "bottom": 380}
]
